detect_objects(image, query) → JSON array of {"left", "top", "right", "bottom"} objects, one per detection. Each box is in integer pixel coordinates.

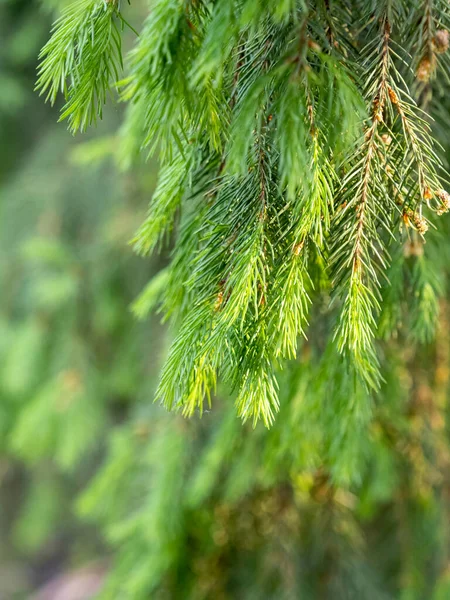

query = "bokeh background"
[{"left": 1, "top": 1, "right": 163, "bottom": 596}]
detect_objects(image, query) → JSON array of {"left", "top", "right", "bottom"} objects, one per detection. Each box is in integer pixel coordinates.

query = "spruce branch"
[
  {"left": 132, "top": 146, "right": 195, "bottom": 255},
  {"left": 412, "top": 0, "right": 450, "bottom": 85},
  {"left": 332, "top": 4, "right": 447, "bottom": 387},
  {"left": 332, "top": 14, "right": 394, "bottom": 388},
  {"left": 38, "top": 0, "right": 450, "bottom": 425},
  {"left": 36, "top": 0, "right": 125, "bottom": 132}
]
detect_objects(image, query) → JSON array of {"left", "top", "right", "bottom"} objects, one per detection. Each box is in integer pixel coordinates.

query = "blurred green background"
[{"left": 0, "top": 1, "right": 163, "bottom": 596}]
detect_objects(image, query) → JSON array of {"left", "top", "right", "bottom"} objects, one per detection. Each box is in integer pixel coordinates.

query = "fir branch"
[
  {"left": 132, "top": 146, "right": 194, "bottom": 255},
  {"left": 37, "top": 0, "right": 450, "bottom": 427},
  {"left": 36, "top": 0, "right": 125, "bottom": 132},
  {"left": 388, "top": 86, "right": 442, "bottom": 211},
  {"left": 412, "top": 0, "right": 450, "bottom": 85},
  {"left": 332, "top": 15, "right": 394, "bottom": 388}
]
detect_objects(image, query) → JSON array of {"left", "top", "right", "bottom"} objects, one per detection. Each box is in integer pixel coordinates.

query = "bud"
[
  {"left": 437, "top": 189, "right": 450, "bottom": 203},
  {"left": 214, "top": 290, "right": 224, "bottom": 311},
  {"left": 402, "top": 211, "right": 412, "bottom": 228},
  {"left": 433, "top": 30, "right": 449, "bottom": 54},
  {"left": 373, "top": 98, "right": 383, "bottom": 122},
  {"left": 307, "top": 39, "right": 321, "bottom": 52},
  {"left": 413, "top": 213, "right": 429, "bottom": 235},
  {"left": 436, "top": 189, "right": 450, "bottom": 215},
  {"left": 423, "top": 187, "right": 433, "bottom": 201},
  {"left": 293, "top": 241, "right": 305, "bottom": 256},
  {"left": 416, "top": 56, "right": 434, "bottom": 82},
  {"left": 374, "top": 109, "right": 383, "bottom": 122},
  {"left": 388, "top": 87, "right": 399, "bottom": 105},
  {"left": 381, "top": 134, "right": 392, "bottom": 145}
]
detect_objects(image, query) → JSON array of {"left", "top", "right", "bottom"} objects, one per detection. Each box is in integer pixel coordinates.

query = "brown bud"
[
  {"left": 413, "top": 213, "right": 429, "bottom": 235},
  {"left": 402, "top": 211, "right": 412, "bottom": 228},
  {"left": 293, "top": 241, "right": 305, "bottom": 256},
  {"left": 388, "top": 87, "right": 399, "bottom": 105},
  {"left": 433, "top": 30, "right": 449, "bottom": 54},
  {"left": 373, "top": 97, "right": 383, "bottom": 122},
  {"left": 308, "top": 39, "right": 321, "bottom": 52},
  {"left": 437, "top": 189, "right": 450, "bottom": 203},
  {"left": 423, "top": 187, "right": 433, "bottom": 201},
  {"left": 436, "top": 189, "right": 450, "bottom": 215},
  {"left": 214, "top": 290, "right": 224, "bottom": 311},
  {"left": 416, "top": 56, "right": 434, "bottom": 82},
  {"left": 381, "top": 134, "right": 392, "bottom": 145}
]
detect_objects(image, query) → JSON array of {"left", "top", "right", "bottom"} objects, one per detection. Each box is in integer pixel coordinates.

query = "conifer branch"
[
  {"left": 38, "top": 0, "right": 450, "bottom": 425},
  {"left": 36, "top": 0, "right": 125, "bottom": 132},
  {"left": 332, "top": 14, "right": 394, "bottom": 388}
]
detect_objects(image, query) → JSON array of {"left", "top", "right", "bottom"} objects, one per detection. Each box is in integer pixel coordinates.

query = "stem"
[{"left": 351, "top": 16, "right": 390, "bottom": 278}]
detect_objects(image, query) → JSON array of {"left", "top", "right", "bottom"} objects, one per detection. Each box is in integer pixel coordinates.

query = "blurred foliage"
[
  {"left": 1, "top": 1, "right": 450, "bottom": 600},
  {"left": 0, "top": 0, "right": 160, "bottom": 595}
]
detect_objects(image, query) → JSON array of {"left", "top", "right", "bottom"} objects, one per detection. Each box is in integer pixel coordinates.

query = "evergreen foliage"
[
  {"left": 39, "top": 0, "right": 450, "bottom": 426},
  {"left": 0, "top": 0, "right": 448, "bottom": 598}
]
